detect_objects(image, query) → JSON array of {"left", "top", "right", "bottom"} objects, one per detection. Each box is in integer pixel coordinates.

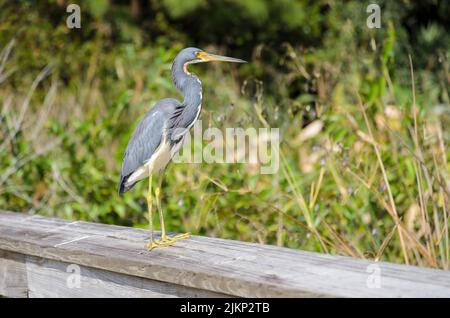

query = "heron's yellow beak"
[{"left": 197, "top": 51, "right": 247, "bottom": 63}]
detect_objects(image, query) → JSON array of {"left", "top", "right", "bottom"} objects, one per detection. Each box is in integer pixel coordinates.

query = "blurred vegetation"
[{"left": 0, "top": 0, "right": 449, "bottom": 269}]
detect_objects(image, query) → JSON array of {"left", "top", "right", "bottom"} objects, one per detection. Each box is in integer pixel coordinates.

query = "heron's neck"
[{"left": 172, "top": 59, "right": 202, "bottom": 109}]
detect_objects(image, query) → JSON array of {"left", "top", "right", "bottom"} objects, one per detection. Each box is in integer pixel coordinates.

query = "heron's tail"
[{"left": 118, "top": 174, "right": 135, "bottom": 195}]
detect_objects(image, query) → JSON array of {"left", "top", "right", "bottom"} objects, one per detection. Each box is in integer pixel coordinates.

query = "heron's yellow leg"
[
  {"left": 156, "top": 174, "right": 167, "bottom": 239},
  {"left": 155, "top": 174, "right": 190, "bottom": 245},
  {"left": 145, "top": 174, "right": 172, "bottom": 250}
]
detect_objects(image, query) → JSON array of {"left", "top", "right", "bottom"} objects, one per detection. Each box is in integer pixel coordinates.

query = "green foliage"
[
  {"left": 0, "top": 1, "right": 449, "bottom": 268},
  {"left": 162, "top": 0, "right": 207, "bottom": 18}
]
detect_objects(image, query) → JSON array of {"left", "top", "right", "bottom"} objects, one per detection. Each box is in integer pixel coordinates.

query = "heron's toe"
[
  {"left": 156, "top": 233, "right": 191, "bottom": 245},
  {"left": 145, "top": 240, "right": 173, "bottom": 251}
]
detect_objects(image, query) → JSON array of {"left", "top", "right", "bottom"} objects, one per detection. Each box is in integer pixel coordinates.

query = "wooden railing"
[{"left": 0, "top": 210, "right": 449, "bottom": 297}]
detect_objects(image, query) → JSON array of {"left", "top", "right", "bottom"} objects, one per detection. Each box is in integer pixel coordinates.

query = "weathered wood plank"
[
  {"left": 0, "top": 250, "right": 28, "bottom": 297},
  {"left": 0, "top": 210, "right": 449, "bottom": 297},
  {"left": 25, "top": 255, "right": 227, "bottom": 298}
]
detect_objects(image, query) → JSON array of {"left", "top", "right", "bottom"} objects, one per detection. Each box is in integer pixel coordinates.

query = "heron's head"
[{"left": 175, "top": 47, "right": 247, "bottom": 67}]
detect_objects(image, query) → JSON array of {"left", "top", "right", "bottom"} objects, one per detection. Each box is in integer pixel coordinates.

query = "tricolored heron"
[{"left": 118, "top": 47, "right": 246, "bottom": 250}]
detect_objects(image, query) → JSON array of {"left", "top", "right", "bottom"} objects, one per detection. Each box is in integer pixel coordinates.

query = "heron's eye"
[{"left": 196, "top": 51, "right": 206, "bottom": 59}]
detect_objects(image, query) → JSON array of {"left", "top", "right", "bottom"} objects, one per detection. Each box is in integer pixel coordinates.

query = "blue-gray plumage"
[
  {"left": 118, "top": 98, "right": 180, "bottom": 193},
  {"left": 117, "top": 47, "right": 246, "bottom": 250}
]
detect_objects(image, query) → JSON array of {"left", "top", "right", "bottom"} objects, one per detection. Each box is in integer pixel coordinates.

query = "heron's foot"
[
  {"left": 145, "top": 240, "right": 174, "bottom": 251},
  {"left": 156, "top": 232, "right": 191, "bottom": 245}
]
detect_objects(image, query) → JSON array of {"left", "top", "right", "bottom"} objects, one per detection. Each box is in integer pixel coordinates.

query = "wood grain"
[
  {"left": 0, "top": 210, "right": 449, "bottom": 297},
  {"left": 25, "top": 255, "right": 227, "bottom": 298},
  {"left": 0, "top": 250, "right": 28, "bottom": 297}
]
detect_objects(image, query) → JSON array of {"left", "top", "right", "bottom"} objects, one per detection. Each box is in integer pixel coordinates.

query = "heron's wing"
[{"left": 118, "top": 98, "right": 179, "bottom": 193}]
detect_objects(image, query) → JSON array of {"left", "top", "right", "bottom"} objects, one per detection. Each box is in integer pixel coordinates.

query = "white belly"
[{"left": 125, "top": 140, "right": 172, "bottom": 186}]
